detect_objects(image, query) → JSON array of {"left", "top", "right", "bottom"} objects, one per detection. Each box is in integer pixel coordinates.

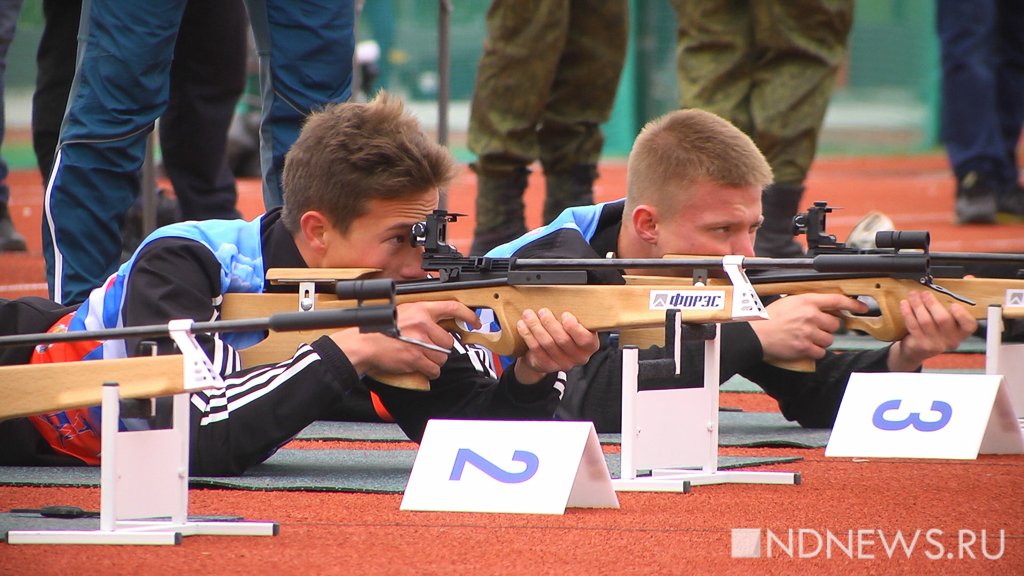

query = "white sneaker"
[{"left": 846, "top": 211, "right": 895, "bottom": 249}]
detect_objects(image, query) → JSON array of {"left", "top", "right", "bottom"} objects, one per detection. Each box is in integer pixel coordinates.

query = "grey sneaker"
[
  {"left": 955, "top": 171, "right": 997, "bottom": 225},
  {"left": 0, "top": 203, "right": 27, "bottom": 252}
]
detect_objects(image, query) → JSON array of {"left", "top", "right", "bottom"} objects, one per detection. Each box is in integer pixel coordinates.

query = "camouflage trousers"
[
  {"left": 468, "top": 0, "right": 628, "bottom": 178},
  {"left": 671, "top": 0, "right": 854, "bottom": 185}
]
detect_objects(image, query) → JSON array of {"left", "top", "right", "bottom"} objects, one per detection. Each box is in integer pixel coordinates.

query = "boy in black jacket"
[{"left": 1, "top": 93, "right": 598, "bottom": 474}]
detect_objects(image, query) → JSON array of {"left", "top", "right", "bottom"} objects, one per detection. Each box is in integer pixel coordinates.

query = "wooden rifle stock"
[
  {"left": 624, "top": 275, "right": 1024, "bottom": 372},
  {"left": 0, "top": 355, "right": 184, "bottom": 421},
  {"left": 221, "top": 269, "right": 766, "bottom": 390}
]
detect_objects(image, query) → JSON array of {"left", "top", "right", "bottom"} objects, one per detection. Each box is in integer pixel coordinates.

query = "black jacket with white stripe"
[{"left": 122, "top": 209, "right": 560, "bottom": 475}]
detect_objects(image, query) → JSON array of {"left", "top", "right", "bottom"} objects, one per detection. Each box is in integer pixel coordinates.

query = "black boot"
[
  {"left": 543, "top": 164, "right": 597, "bottom": 223},
  {"left": 754, "top": 183, "right": 805, "bottom": 258},
  {"left": 0, "top": 202, "right": 27, "bottom": 252},
  {"left": 955, "top": 170, "right": 998, "bottom": 225},
  {"left": 470, "top": 166, "right": 530, "bottom": 256},
  {"left": 995, "top": 182, "right": 1024, "bottom": 224},
  {"left": 121, "top": 189, "right": 183, "bottom": 262}
]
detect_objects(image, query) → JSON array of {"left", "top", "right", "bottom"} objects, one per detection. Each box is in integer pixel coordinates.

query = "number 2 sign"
[
  {"left": 826, "top": 373, "right": 1023, "bottom": 459},
  {"left": 449, "top": 449, "right": 540, "bottom": 483},
  {"left": 401, "top": 420, "right": 619, "bottom": 514}
]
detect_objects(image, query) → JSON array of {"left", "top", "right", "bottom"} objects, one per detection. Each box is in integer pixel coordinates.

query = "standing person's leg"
[
  {"left": 676, "top": 0, "right": 789, "bottom": 252},
  {"left": 537, "top": 0, "right": 628, "bottom": 224},
  {"left": 748, "top": 0, "right": 852, "bottom": 255},
  {"left": 937, "top": 0, "right": 1001, "bottom": 224},
  {"left": 748, "top": 0, "right": 851, "bottom": 188},
  {"left": 673, "top": 0, "right": 755, "bottom": 134},
  {"left": 0, "top": 0, "right": 25, "bottom": 252},
  {"left": 244, "top": 0, "right": 354, "bottom": 210},
  {"left": 43, "top": 0, "right": 186, "bottom": 304},
  {"left": 467, "top": 0, "right": 567, "bottom": 255},
  {"left": 994, "top": 0, "right": 1024, "bottom": 221},
  {"left": 31, "top": 0, "right": 80, "bottom": 183},
  {"left": 160, "top": 0, "right": 248, "bottom": 221}
]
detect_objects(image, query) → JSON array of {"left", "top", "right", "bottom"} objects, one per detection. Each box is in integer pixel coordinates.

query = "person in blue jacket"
[{"left": 2, "top": 93, "right": 599, "bottom": 474}]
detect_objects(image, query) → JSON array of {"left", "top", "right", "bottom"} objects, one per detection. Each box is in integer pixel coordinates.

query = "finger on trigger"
[
  {"left": 838, "top": 295, "right": 870, "bottom": 313},
  {"left": 434, "top": 300, "right": 483, "bottom": 329}
]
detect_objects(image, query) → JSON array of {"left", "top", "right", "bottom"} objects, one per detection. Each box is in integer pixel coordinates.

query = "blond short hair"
[
  {"left": 281, "top": 91, "right": 457, "bottom": 234},
  {"left": 625, "top": 109, "right": 773, "bottom": 213}
]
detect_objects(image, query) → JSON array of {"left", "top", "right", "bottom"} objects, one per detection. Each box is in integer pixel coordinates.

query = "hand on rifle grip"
[
  {"left": 444, "top": 307, "right": 527, "bottom": 357},
  {"left": 839, "top": 298, "right": 907, "bottom": 342},
  {"left": 365, "top": 335, "right": 450, "bottom": 391}
]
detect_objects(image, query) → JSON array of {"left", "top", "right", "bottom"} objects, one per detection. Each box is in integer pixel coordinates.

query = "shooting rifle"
[
  {"left": 796, "top": 201, "right": 1024, "bottom": 279},
  {"left": 787, "top": 201, "right": 1024, "bottom": 332},
  {"left": 628, "top": 201, "right": 1024, "bottom": 371},
  {"left": 0, "top": 281, "right": 400, "bottom": 421},
  {"left": 220, "top": 211, "right": 945, "bottom": 389}
]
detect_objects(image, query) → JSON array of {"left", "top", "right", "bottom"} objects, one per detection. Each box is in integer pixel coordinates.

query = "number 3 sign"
[
  {"left": 826, "top": 373, "right": 1024, "bottom": 459},
  {"left": 872, "top": 399, "right": 953, "bottom": 432}
]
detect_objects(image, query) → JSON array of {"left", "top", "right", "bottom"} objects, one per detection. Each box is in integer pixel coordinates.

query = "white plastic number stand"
[
  {"left": 986, "top": 305, "right": 1024, "bottom": 427},
  {"left": 401, "top": 419, "right": 618, "bottom": 514},
  {"left": 823, "top": 304, "right": 1022, "bottom": 460},
  {"left": 613, "top": 318, "right": 800, "bottom": 492},
  {"left": 7, "top": 321, "right": 279, "bottom": 545}
]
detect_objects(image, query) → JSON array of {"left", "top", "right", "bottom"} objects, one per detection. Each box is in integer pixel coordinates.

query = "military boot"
[
  {"left": 754, "top": 183, "right": 805, "bottom": 258},
  {"left": 543, "top": 164, "right": 597, "bottom": 223},
  {"left": 0, "top": 202, "right": 27, "bottom": 252},
  {"left": 470, "top": 166, "right": 530, "bottom": 256}
]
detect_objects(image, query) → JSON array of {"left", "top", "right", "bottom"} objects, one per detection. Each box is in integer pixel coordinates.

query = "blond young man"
[{"left": 487, "top": 109, "right": 976, "bottom": 431}]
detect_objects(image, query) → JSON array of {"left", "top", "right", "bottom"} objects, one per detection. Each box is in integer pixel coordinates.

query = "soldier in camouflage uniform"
[
  {"left": 468, "top": 0, "right": 628, "bottom": 255},
  {"left": 670, "top": 0, "right": 854, "bottom": 257}
]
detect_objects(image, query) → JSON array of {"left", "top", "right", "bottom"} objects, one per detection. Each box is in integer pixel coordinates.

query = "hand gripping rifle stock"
[
  {"left": 635, "top": 201, "right": 1024, "bottom": 373},
  {"left": 794, "top": 199, "right": 1023, "bottom": 345},
  {"left": 625, "top": 273, "right": 1024, "bottom": 372}
]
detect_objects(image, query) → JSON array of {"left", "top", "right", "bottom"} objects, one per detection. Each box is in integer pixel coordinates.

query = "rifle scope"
[{"left": 875, "top": 231, "right": 929, "bottom": 251}]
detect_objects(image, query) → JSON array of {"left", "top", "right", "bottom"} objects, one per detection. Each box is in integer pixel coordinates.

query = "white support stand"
[
  {"left": 612, "top": 346, "right": 691, "bottom": 493},
  {"left": 985, "top": 305, "right": 1024, "bottom": 429},
  {"left": 612, "top": 314, "right": 800, "bottom": 492},
  {"left": 7, "top": 321, "right": 279, "bottom": 545}
]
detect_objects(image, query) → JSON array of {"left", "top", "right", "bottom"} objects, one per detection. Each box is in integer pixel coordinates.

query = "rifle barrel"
[
  {"left": 930, "top": 251, "right": 1024, "bottom": 264},
  {"left": 0, "top": 306, "right": 397, "bottom": 348},
  {"left": 514, "top": 255, "right": 928, "bottom": 274}
]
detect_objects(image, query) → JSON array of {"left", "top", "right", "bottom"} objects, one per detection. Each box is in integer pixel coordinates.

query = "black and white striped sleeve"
[
  {"left": 121, "top": 239, "right": 364, "bottom": 475},
  {"left": 186, "top": 335, "right": 361, "bottom": 475}
]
